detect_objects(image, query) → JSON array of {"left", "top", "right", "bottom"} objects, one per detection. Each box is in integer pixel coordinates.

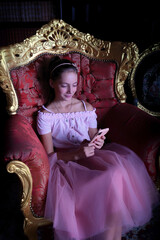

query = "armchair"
[{"left": 0, "top": 19, "right": 160, "bottom": 240}]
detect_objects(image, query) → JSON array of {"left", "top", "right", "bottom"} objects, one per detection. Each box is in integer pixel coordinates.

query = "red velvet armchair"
[{"left": 0, "top": 19, "right": 160, "bottom": 240}]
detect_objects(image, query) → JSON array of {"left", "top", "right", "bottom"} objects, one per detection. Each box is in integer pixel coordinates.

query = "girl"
[{"left": 37, "top": 56, "right": 159, "bottom": 240}]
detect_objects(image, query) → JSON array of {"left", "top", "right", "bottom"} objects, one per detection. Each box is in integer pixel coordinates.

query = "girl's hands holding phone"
[
  {"left": 90, "top": 135, "right": 106, "bottom": 149},
  {"left": 75, "top": 128, "right": 109, "bottom": 160},
  {"left": 88, "top": 128, "right": 109, "bottom": 149}
]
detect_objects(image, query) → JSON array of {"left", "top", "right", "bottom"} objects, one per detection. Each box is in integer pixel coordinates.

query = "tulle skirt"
[{"left": 44, "top": 143, "right": 159, "bottom": 240}]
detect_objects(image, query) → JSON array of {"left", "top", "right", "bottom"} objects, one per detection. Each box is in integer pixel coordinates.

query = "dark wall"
[
  {"left": 61, "top": 1, "right": 160, "bottom": 52},
  {"left": 0, "top": 0, "right": 59, "bottom": 47},
  {"left": 0, "top": 1, "right": 160, "bottom": 53}
]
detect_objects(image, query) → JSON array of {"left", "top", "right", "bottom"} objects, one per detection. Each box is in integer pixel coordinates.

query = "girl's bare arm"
[{"left": 40, "top": 133, "right": 95, "bottom": 162}]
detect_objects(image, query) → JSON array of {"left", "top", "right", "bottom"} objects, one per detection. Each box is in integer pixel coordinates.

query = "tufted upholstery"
[{"left": 10, "top": 53, "right": 118, "bottom": 130}]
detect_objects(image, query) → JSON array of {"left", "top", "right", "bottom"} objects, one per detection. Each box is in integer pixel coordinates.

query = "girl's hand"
[
  {"left": 76, "top": 144, "right": 95, "bottom": 160},
  {"left": 91, "top": 135, "right": 105, "bottom": 149},
  {"left": 83, "top": 145, "right": 95, "bottom": 157}
]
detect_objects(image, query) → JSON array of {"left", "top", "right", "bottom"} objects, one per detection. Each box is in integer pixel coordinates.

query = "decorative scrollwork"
[
  {"left": 35, "top": 19, "right": 111, "bottom": 58},
  {"left": 116, "top": 42, "right": 139, "bottom": 102},
  {"left": 5, "top": 19, "right": 110, "bottom": 65},
  {"left": 7, "top": 161, "right": 51, "bottom": 240},
  {"left": 7, "top": 161, "right": 32, "bottom": 209},
  {"left": 0, "top": 51, "right": 18, "bottom": 114}
]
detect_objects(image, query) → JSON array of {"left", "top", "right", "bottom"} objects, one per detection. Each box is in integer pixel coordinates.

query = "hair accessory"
[{"left": 51, "top": 63, "right": 77, "bottom": 76}]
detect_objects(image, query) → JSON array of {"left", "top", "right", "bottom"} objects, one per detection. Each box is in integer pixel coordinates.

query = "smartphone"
[{"left": 90, "top": 128, "right": 109, "bottom": 144}]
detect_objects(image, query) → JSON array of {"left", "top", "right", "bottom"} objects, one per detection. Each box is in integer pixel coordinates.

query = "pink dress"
[{"left": 37, "top": 102, "right": 159, "bottom": 240}]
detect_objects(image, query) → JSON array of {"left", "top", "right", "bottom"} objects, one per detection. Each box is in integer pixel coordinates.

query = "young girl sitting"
[{"left": 37, "top": 56, "right": 159, "bottom": 240}]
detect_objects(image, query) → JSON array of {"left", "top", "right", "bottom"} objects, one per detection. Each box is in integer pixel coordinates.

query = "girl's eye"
[{"left": 61, "top": 84, "right": 67, "bottom": 88}]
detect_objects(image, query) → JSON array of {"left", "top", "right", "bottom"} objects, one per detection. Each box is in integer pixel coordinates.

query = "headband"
[{"left": 50, "top": 63, "right": 77, "bottom": 76}]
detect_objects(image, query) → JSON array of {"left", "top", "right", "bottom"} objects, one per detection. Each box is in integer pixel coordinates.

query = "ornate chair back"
[{"left": 0, "top": 19, "right": 138, "bottom": 129}]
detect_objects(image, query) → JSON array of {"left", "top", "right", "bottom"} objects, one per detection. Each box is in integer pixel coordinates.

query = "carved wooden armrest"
[{"left": 7, "top": 160, "right": 52, "bottom": 240}]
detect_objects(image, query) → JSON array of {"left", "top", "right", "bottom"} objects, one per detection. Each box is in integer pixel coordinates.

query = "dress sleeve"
[
  {"left": 37, "top": 112, "right": 52, "bottom": 135},
  {"left": 88, "top": 109, "right": 97, "bottom": 128}
]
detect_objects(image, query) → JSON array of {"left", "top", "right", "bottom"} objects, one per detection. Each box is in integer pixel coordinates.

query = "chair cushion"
[
  {"left": 101, "top": 103, "right": 160, "bottom": 180},
  {"left": 10, "top": 53, "right": 118, "bottom": 130}
]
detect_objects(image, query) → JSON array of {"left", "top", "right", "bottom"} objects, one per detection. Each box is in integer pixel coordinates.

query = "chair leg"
[{"left": 7, "top": 160, "right": 52, "bottom": 240}]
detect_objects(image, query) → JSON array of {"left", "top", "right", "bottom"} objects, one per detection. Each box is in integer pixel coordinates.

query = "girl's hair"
[
  {"left": 47, "top": 56, "right": 78, "bottom": 103},
  {"left": 49, "top": 56, "right": 78, "bottom": 82}
]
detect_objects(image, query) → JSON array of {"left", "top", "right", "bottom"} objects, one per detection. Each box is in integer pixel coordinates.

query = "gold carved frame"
[
  {"left": 130, "top": 42, "right": 160, "bottom": 117},
  {"left": 0, "top": 19, "right": 139, "bottom": 239},
  {"left": 0, "top": 19, "right": 139, "bottom": 116}
]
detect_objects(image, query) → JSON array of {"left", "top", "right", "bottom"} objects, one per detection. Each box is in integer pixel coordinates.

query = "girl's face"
[{"left": 50, "top": 71, "right": 78, "bottom": 101}]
